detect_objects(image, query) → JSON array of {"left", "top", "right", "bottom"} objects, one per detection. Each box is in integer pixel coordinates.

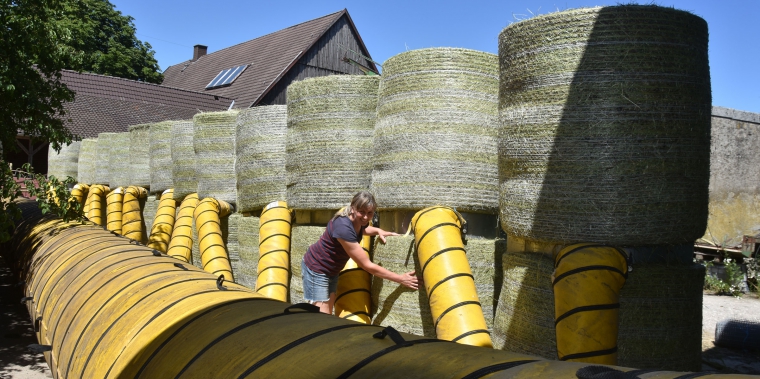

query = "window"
[{"left": 205, "top": 64, "right": 248, "bottom": 89}]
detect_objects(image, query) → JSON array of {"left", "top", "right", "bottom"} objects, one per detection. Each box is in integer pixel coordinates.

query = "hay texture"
[
  {"left": 289, "top": 226, "right": 325, "bottom": 304},
  {"left": 171, "top": 120, "right": 197, "bottom": 200},
  {"left": 371, "top": 48, "right": 499, "bottom": 213},
  {"left": 128, "top": 123, "right": 152, "bottom": 188},
  {"left": 492, "top": 251, "right": 556, "bottom": 358},
  {"left": 617, "top": 263, "right": 705, "bottom": 371},
  {"left": 108, "top": 132, "right": 131, "bottom": 188},
  {"left": 223, "top": 213, "right": 241, "bottom": 283},
  {"left": 236, "top": 106, "right": 287, "bottom": 213},
  {"left": 94, "top": 133, "right": 119, "bottom": 185},
  {"left": 142, "top": 195, "right": 158, "bottom": 243},
  {"left": 77, "top": 138, "right": 98, "bottom": 184},
  {"left": 498, "top": 5, "right": 712, "bottom": 244},
  {"left": 286, "top": 75, "right": 378, "bottom": 210},
  {"left": 150, "top": 121, "right": 174, "bottom": 194},
  {"left": 47, "top": 141, "right": 80, "bottom": 181},
  {"left": 236, "top": 216, "right": 261, "bottom": 289},
  {"left": 194, "top": 111, "right": 239, "bottom": 204}
]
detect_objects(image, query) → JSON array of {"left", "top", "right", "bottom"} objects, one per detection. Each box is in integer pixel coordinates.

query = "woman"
[{"left": 302, "top": 191, "right": 418, "bottom": 314}]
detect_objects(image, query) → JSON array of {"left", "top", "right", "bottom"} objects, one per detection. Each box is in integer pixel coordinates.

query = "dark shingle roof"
[
  {"left": 60, "top": 69, "right": 233, "bottom": 138},
  {"left": 161, "top": 9, "right": 354, "bottom": 108}
]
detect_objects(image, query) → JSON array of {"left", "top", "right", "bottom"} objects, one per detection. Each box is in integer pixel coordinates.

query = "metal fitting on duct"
[
  {"left": 553, "top": 243, "right": 629, "bottom": 364},
  {"left": 411, "top": 206, "right": 492, "bottom": 347},
  {"left": 195, "top": 197, "right": 234, "bottom": 281}
]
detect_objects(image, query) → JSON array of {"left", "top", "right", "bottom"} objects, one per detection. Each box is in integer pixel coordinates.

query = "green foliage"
[
  {"left": 57, "top": 0, "right": 163, "bottom": 83},
  {"left": 703, "top": 256, "right": 746, "bottom": 298},
  {"left": 0, "top": 0, "right": 76, "bottom": 153},
  {"left": 21, "top": 163, "right": 84, "bottom": 223},
  {"left": 746, "top": 258, "right": 759, "bottom": 293},
  {"left": 0, "top": 161, "right": 22, "bottom": 243}
]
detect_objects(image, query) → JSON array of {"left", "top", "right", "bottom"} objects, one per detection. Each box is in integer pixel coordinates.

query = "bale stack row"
[
  {"left": 493, "top": 5, "right": 711, "bottom": 371},
  {"left": 47, "top": 141, "right": 81, "bottom": 181}
]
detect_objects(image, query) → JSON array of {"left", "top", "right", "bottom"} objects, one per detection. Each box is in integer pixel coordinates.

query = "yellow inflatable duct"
[
  {"left": 85, "top": 184, "right": 109, "bottom": 226},
  {"left": 255, "top": 201, "right": 292, "bottom": 302},
  {"left": 105, "top": 187, "right": 124, "bottom": 235},
  {"left": 146, "top": 189, "right": 176, "bottom": 253},
  {"left": 6, "top": 204, "right": 755, "bottom": 379},
  {"left": 70, "top": 184, "right": 89, "bottom": 209},
  {"left": 411, "top": 206, "right": 492, "bottom": 347},
  {"left": 167, "top": 193, "right": 199, "bottom": 263},
  {"left": 122, "top": 186, "right": 147, "bottom": 242},
  {"left": 335, "top": 220, "right": 373, "bottom": 323},
  {"left": 553, "top": 243, "right": 629, "bottom": 365},
  {"left": 194, "top": 197, "right": 234, "bottom": 281}
]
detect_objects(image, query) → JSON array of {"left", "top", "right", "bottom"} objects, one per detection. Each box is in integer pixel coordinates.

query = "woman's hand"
[
  {"left": 377, "top": 230, "right": 399, "bottom": 244},
  {"left": 397, "top": 271, "right": 419, "bottom": 290}
]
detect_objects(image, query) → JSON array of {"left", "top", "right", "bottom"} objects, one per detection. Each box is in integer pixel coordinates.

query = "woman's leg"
[{"left": 314, "top": 292, "right": 336, "bottom": 314}]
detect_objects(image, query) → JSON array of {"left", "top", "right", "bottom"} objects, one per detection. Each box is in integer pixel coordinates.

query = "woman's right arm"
[{"left": 338, "top": 238, "right": 418, "bottom": 290}]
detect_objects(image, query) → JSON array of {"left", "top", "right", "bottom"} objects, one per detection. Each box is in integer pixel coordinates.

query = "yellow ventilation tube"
[
  {"left": 335, "top": 220, "right": 373, "bottom": 323},
  {"left": 411, "top": 206, "right": 492, "bottom": 347},
  {"left": 85, "top": 185, "right": 109, "bottom": 226},
  {"left": 70, "top": 184, "right": 89, "bottom": 209},
  {"left": 553, "top": 243, "right": 629, "bottom": 365},
  {"left": 146, "top": 189, "right": 176, "bottom": 253},
  {"left": 255, "top": 201, "right": 292, "bottom": 302},
  {"left": 167, "top": 193, "right": 199, "bottom": 263},
  {"left": 122, "top": 186, "right": 148, "bottom": 243},
  {"left": 194, "top": 198, "right": 234, "bottom": 281},
  {"left": 105, "top": 187, "right": 124, "bottom": 234}
]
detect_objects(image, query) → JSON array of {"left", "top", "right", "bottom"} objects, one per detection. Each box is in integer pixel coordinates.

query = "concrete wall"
[{"left": 704, "top": 106, "right": 760, "bottom": 246}]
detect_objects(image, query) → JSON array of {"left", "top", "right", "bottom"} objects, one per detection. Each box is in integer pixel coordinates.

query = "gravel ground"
[{"left": 0, "top": 252, "right": 757, "bottom": 377}]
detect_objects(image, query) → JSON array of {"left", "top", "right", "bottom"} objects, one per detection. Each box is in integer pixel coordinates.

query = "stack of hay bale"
[
  {"left": 493, "top": 5, "right": 711, "bottom": 371},
  {"left": 47, "top": 141, "right": 80, "bottom": 181},
  {"left": 369, "top": 48, "right": 502, "bottom": 338},
  {"left": 108, "top": 133, "right": 131, "bottom": 188},
  {"left": 128, "top": 124, "right": 152, "bottom": 189},
  {"left": 235, "top": 106, "right": 288, "bottom": 289},
  {"left": 94, "top": 132, "right": 120, "bottom": 186},
  {"left": 170, "top": 119, "right": 200, "bottom": 266},
  {"left": 77, "top": 138, "right": 98, "bottom": 184},
  {"left": 286, "top": 75, "right": 380, "bottom": 303}
]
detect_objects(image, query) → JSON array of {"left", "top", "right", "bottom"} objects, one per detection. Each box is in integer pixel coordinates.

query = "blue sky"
[{"left": 111, "top": 0, "right": 759, "bottom": 113}]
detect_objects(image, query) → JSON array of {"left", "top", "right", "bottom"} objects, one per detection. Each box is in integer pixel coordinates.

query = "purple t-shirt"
[{"left": 304, "top": 216, "right": 365, "bottom": 276}]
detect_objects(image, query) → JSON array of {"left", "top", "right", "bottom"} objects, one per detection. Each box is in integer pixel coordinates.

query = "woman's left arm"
[{"left": 364, "top": 226, "right": 398, "bottom": 243}]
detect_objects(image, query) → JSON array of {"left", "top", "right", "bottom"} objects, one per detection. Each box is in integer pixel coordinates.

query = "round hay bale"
[
  {"left": 94, "top": 133, "right": 120, "bottom": 185},
  {"left": 171, "top": 119, "right": 196, "bottom": 200},
  {"left": 236, "top": 216, "right": 261, "bottom": 289},
  {"left": 47, "top": 141, "right": 80, "bottom": 181},
  {"left": 128, "top": 123, "right": 152, "bottom": 188},
  {"left": 492, "top": 250, "right": 556, "bottom": 358},
  {"left": 498, "top": 5, "right": 712, "bottom": 244},
  {"left": 109, "top": 132, "right": 131, "bottom": 188},
  {"left": 617, "top": 263, "right": 705, "bottom": 372},
  {"left": 77, "top": 138, "right": 98, "bottom": 184},
  {"left": 370, "top": 48, "right": 499, "bottom": 213},
  {"left": 236, "top": 106, "right": 287, "bottom": 213},
  {"left": 142, "top": 195, "right": 158, "bottom": 242},
  {"left": 150, "top": 121, "right": 174, "bottom": 194},
  {"left": 286, "top": 75, "right": 378, "bottom": 210},
  {"left": 194, "top": 111, "right": 239, "bottom": 205},
  {"left": 223, "top": 213, "right": 242, "bottom": 283}
]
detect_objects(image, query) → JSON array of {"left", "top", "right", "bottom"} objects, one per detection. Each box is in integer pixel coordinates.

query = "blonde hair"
[{"left": 333, "top": 191, "right": 377, "bottom": 219}]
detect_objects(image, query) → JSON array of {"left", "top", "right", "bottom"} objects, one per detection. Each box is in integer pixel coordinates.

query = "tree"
[{"left": 57, "top": 0, "right": 163, "bottom": 84}]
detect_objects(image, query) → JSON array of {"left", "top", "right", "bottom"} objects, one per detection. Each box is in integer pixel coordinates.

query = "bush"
[{"left": 703, "top": 255, "right": 746, "bottom": 298}]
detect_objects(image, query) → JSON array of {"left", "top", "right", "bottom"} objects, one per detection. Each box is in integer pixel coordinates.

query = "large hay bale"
[
  {"left": 286, "top": 75, "right": 378, "bottom": 210},
  {"left": 150, "top": 121, "right": 174, "bottom": 194},
  {"left": 617, "top": 263, "right": 705, "bottom": 371},
  {"left": 94, "top": 133, "right": 119, "bottom": 185},
  {"left": 370, "top": 48, "right": 499, "bottom": 213},
  {"left": 171, "top": 120, "right": 196, "bottom": 200},
  {"left": 236, "top": 106, "right": 287, "bottom": 213},
  {"left": 290, "top": 226, "right": 325, "bottom": 304},
  {"left": 223, "top": 213, "right": 241, "bottom": 283},
  {"left": 498, "top": 5, "right": 712, "bottom": 244},
  {"left": 236, "top": 216, "right": 261, "bottom": 289},
  {"left": 77, "top": 138, "right": 98, "bottom": 184},
  {"left": 194, "top": 111, "right": 239, "bottom": 204},
  {"left": 47, "top": 141, "right": 80, "bottom": 181},
  {"left": 128, "top": 124, "right": 151, "bottom": 188},
  {"left": 142, "top": 195, "right": 158, "bottom": 243},
  {"left": 109, "top": 132, "right": 131, "bottom": 188},
  {"left": 492, "top": 251, "right": 556, "bottom": 358}
]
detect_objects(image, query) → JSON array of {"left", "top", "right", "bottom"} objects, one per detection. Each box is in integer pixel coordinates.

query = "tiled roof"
[
  {"left": 59, "top": 69, "right": 233, "bottom": 138},
  {"left": 162, "top": 9, "right": 357, "bottom": 108}
]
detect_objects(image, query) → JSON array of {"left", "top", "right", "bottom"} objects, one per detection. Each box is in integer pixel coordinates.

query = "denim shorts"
[{"left": 301, "top": 259, "right": 338, "bottom": 302}]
